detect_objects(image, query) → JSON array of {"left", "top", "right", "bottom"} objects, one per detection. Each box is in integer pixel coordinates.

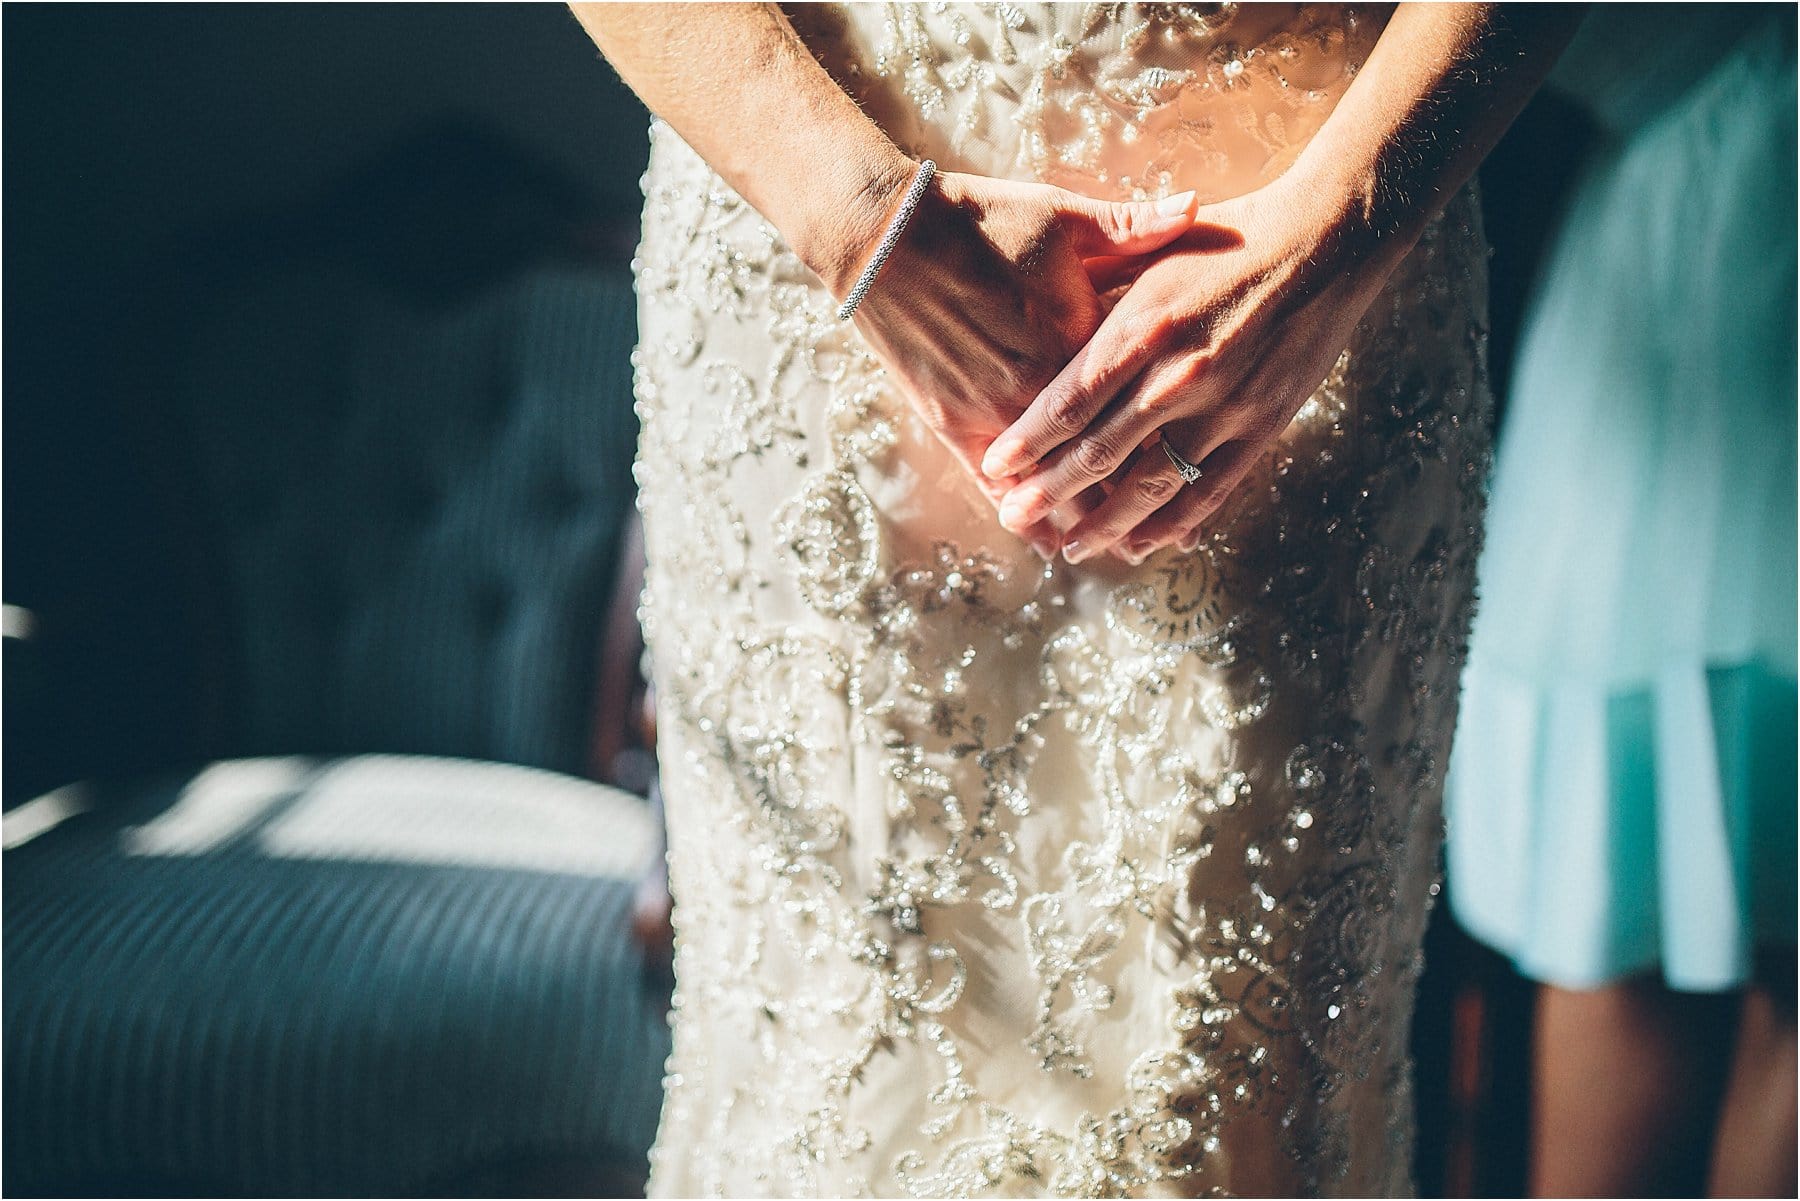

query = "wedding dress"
[{"left": 628, "top": 4, "right": 1490, "bottom": 1195}]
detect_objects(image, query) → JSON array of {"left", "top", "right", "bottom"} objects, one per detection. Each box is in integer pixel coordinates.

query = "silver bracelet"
[{"left": 836, "top": 159, "right": 936, "bottom": 320}]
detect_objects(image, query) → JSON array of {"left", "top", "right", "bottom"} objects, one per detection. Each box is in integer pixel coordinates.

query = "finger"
[
  {"left": 1022, "top": 515, "right": 1064, "bottom": 560},
  {"left": 1055, "top": 189, "right": 1197, "bottom": 257},
  {"left": 1114, "top": 437, "right": 1265, "bottom": 561},
  {"left": 1023, "top": 480, "right": 1111, "bottom": 561},
  {"left": 993, "top": 352, "right": 1201, "bottom": 534},
  {"left": 980, "top": 301, "right": 1164, "bottom": 482},
  {"left": 1081, "top": 254, "right": 1149, "bottom": 295},
  {"left": 1059, "top": 425, "right": 1230, "bottom": 565},
  {"left": 1058, "top": 472, "right": 1127, "bottom": 530},
  {"left": 971, "top": 460, "right": 1092, "bottom": 562},
  {"left": 1005, "top": 492, "right": 1109, "bottom": 562},
  {"left": 1057, "top": 437, "right": 1192, "bottom": 566},
  {"left": 970, "top": 465, "right": 1066, "bottom": 561}
]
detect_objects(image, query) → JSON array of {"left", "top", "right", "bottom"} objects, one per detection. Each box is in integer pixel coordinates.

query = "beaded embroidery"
[{"left": 630, "top": 4, "right": 1488, "bottom": 1196}]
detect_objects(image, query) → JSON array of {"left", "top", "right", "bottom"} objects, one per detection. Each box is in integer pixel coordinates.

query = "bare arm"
[
  {"left": 987, "top": 2, "right": 1585, "bottom": 562},
  {"left": 570, "top": 2, "right": 1211, "bottom": 559},
  {"left": 1295, "top": 2, "right": 1589, "bottom": 267},
  {"left": 568, "top": 2, "right": 913, "bottom": 297}
]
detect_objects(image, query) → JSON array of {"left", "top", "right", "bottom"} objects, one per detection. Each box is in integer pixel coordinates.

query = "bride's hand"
[
  {"left": 980, "top": 177, "right": 1412, "bottom": 565},
  {"left": 840, "top": 169, "right": 1206, "bottom": 558}
]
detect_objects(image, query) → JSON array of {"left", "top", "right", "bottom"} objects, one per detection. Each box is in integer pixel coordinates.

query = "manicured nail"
[
  {"left": 1178, "top": 530, "right": 1201, "bottom": 552},
  {"left": 999, "top": 488, "right": 1044, "bottom": 532},
  {"left": 1157, "top": 189, "right": 1197, "bottom": 216},
  {"left": 1029, "top": 535, "right": 1059, "bottom": 562},
  {"left": 1062, "top": 539, "right": 1094, "bottom": 565},
  {"left": 1122, "top": 542, "right": 1151, "bottom": 565},
  {"left": 983, "top": 445, "right": 1025, "bottom": 479}
]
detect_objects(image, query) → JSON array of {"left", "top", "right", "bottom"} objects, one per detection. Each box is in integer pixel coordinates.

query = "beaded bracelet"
[{"left": 835, "top": 159, "right": 936, "bottom": 320}]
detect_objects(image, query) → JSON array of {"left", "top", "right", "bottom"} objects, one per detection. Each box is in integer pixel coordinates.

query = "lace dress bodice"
[{"left": 789, "top": 3, "right": 1390, "bottom": 201}]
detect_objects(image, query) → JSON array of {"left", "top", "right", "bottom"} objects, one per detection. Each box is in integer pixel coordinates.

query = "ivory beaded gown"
[{"left": 628, "top": 4, "right": 1491, "bottom": 1196}]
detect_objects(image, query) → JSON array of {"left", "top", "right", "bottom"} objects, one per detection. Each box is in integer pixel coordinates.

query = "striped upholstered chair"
[{"left": 3, "top": 128, "right": 670, "bottom": 1197}]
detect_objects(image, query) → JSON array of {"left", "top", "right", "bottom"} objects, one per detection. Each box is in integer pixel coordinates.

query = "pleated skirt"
[{"left": 1444, "top": 25, "right": 1798, "bottom": 992}]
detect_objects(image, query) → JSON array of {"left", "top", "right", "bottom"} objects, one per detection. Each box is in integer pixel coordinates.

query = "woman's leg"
[
  {"left": 1530, "top": 978, "right": 1737, "bottom": 1197},
  {"left": 1707, "top": 962, "right": 1798, "bottom": 1198}
]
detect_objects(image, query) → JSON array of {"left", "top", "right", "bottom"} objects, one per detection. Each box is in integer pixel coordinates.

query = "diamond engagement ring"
[{"left": 1160, "top": 433, "right": 1204, "bottom": 485}]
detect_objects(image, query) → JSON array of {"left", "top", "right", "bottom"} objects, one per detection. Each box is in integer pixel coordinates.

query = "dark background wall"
[
  {"left": 4, "top": 4, "right": 652, "bottom": 799},
  {"left": 6, "top": 3, "right": 649, "bottom": 314}
]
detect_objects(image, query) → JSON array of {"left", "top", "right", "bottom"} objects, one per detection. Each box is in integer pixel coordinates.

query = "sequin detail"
[{"left": 632, "top": 4, "right": 1487, "bottom": 1196}]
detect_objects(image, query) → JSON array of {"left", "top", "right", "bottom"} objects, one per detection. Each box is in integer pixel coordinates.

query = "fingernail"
[
  {"left": 999, "top": 488, "right": 1043, "bottom": 531},
  {"left": 1123, "top": 542, "right": 1152, "bottom": 564},
  {"left": 1062, "top": 539, "right": 1094, "bottom": 565},
  {"left": 983, "top": 445, "right": 1024, "bottom": 479},
  {"left": 1156, "top": 189, "right": 1197, "bottom": 217},
  {"left": 1029, "top": 535, "right": 1059, "bottom": 562},
  {"left": 1178, "top": 530, "right": 1200, "bottom": 552}
]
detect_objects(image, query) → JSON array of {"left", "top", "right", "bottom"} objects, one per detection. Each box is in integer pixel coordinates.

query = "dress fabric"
[
  {"left": 1444, "top": 6, "right": 1798, "bottom": 994},
  {"left": 628, "top": 4, "right": 1491, "bottom": 1196}
]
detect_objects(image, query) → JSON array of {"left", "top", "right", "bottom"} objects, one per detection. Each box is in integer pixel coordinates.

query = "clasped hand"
[{"left": 846, "top": 167, "right": 1393, "bottom": 564}]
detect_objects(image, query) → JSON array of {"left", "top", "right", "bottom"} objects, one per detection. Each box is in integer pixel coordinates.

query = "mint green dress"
[{"left": 1445, "top": 5, "right": 1797, "bottom": 992}]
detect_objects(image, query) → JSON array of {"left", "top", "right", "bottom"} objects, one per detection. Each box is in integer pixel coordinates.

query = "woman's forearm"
[
  {"left": 569, "top": 2, "right": 914, "bottom": 295},
  {"left": 1287, "top": 3, "right": 1585, "bottom": 266}
]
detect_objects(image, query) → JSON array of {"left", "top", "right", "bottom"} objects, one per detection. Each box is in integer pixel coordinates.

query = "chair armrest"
[{"left": 588, "top": 509, "right": 654, "bottom": 790}]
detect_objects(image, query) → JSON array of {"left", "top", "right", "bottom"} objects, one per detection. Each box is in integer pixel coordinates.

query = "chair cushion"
[{"left": 3, "top": 755, "right": 671, "bottom": 1196}]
